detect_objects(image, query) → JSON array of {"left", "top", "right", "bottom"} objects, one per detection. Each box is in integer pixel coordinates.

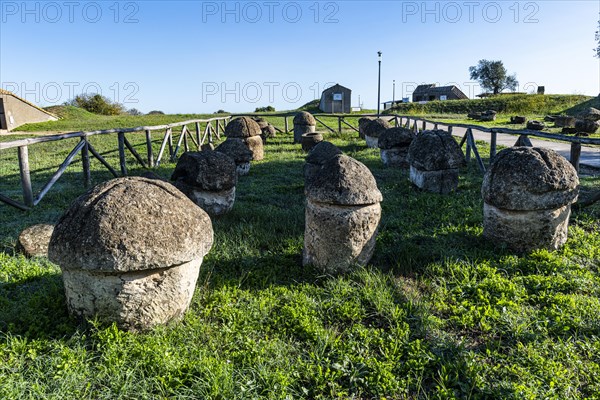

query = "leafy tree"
[
  {"left": 127, "top": 108, "right": 143, "bottom": 116},
  {"left": 255, "top": 106, "right": 275, "bottom": 112},
  {"left": 147, "top": 110, "right": 165, "bottom": 115},
  {"left": 65, "top": 94, "right": 125, "bottom": 115},
  {"left": 469, "top": 60, "right": 518, "bottom": 95}
]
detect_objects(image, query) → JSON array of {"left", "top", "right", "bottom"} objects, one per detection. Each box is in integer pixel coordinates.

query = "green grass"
[
  {"left": 387, "top": 94, "right": 593, "bottom": 116},
  {"left": 1, "top": 129, "right": 600, "bottom": 398}
]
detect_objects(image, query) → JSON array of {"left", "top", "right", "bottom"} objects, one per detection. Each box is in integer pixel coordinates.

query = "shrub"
[
  {"left": 65, "top": 94, "right": 125, "bottom": 116},
  {"left": 255, "top": 106, "right": 275, "bottom": 112}
]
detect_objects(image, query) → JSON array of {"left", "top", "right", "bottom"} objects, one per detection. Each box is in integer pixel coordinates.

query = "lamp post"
[
  {"left": 393, "top": 79, "right": 396, "bottom": 106},
  {"left": 377, "top": 51, "right": 382, "bottom": 116}
]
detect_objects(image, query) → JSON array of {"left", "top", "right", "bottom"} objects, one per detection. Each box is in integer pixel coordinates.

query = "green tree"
[
  {"left": 65, "top": 94, "right": 125, "bottom": 115},
  {"left": 469, "top": 60, "right": 518, "bottom": 95},
  {"left": 595, "top": 19, "right": 600, "bottom": 57}
]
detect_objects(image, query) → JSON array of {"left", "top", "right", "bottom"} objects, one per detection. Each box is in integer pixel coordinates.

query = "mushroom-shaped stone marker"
[
  {"left": 215, "top": 138, "right": 253, "bottom": 176},
  {"left": 225, "top": 116, "right": 264, "bottom": 161},
  {"left": 378, "top": 127, "right": 414, "bottom": 168},
  {"left": 358, "top": 117, "right": 374, "bottom": 139},
  {"left": 481, "top": 147, "right": 579, "bottom": 253},
  {"left": 303, "top": 141, "right": 342, "bottom": 184},
  {"left": 293, "top": 111, "right": 316, "bottom": 143},
  {"left": 303, "top": 154, "right": 382, "bottom": 274},
  {"left": 171, "top": 151, "right": 237, "bottom": 216},
  {"left": 48, "top": 177, "right": 213, "bottom": 332},
  {"left": 363, "top": 118, "right": 391, "bottom": 148},
  {"left": 407, "top": 129, "right": 466, "bottom": 194}
]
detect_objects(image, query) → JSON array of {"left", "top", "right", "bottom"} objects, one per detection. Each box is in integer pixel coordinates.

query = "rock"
[
  {"left": 225, "top": 116, "right": 261, "bottom": 138},
  {"left": 215, "top": 138, "right": 253, "bottom": 176},
  {"left": 358, "top": 117, "right": 374, "bottom": 139},
  {"left": 562, "top": 127, "right": 577, "bottom": 135},
  {"left": 481, "top": 147, "right": 579, "bottom": 253},
  {"left": 301, "top": 132, "right": 323, "bottom": 152},
  {"left": 554, "top": 115, "right": 576, "bottom": 128},
  {"left": 544, "top": 115, "right": 556, "bottom": 122},
  {"left": 304, "top": 141, "right": 342, "bottom": 183},
  {"left": 579, "top": 107, "right": 600, "bottom": 121},
  {"left": 407, "top": 130, "right": 465, "bottom": 194},
  {"left": 526, "top": 120, "right": 545, "bottom": 131},
  {"left": 48, "top": 177, "right": 214, "bottom": 332},
  {"left": 261, "top": 124, "right": 276, "bottom": 144},
  {"left": 510, "top": 116, "right": 527, "bottom": 124},
  {"left": 364, "top": 118, "right": 392, "bottom": 148},
  {"left": 575, "top": 119, "right": 599, "bottom": 133},
  {"left": 467, "top": 112, "right": 482, "bottom": 120},
  {"left": 244, "top": 135, "right": 264, "bottom": 161},
  {"left": 171, "top": 151, "right": 237, "bottom": 216},
  {"left": 378, "top": 127, "right": 414, "bottom": 168},
  {"left": 303, "top": 154, "right": 382, "bottom": 273},
  {"left": 479, "top": 110, "right": 497, "bottom": 122},
  {"left": 293, "top": 112, "right": 316, "bottom": 143},
  {"left": 16, "top": 224, "right": 54, "bottom": 258}
]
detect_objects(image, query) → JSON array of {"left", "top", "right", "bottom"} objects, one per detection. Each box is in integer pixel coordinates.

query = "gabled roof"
[
  {"left": 322, "top": 83, "right": 351, "bottom": 94},
  {"left": 0, "top": 88, "right": 58, "bottom": 118},
  {"left": 412, "top": 84, "right": 468, "bottom": 100}
]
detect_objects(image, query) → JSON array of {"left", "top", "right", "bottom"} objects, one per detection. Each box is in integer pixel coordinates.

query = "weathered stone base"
[
  {"left": 16, "top": 224, "right": 54, "bottom": 258},
  {"left": 365, "top": 135, "right": 379, "bottom": 148},
  {"left": 62, "top": 258, "right": 203, "bottom": 332},
  {"left": 244, "top": 136, "right": 264, "bottom": 161},
  {"left": 294, "top": 125, "right": 315, "bottom": 143},
  {"left": 381, "top": 148, "right": 409, "bottom": 168},
  {"left": 483, "top": 203, "right": 571, "bottom": 253},
  {"left": 237, "top": 162, "right": 250, "bottom": 176},
  {"left": 303, "top": 201, "right": 381, "bottom": 274},
  {"left": 188, "top": 186, "right": 236, "bottom": 216},
  {"left": 409, "top": 166, "right": 459, "bottom": 194}
]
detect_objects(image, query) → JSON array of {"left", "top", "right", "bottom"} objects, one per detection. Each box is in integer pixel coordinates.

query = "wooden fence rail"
[{"left": 0, "top": 117, "right": 231, "bottom": 211}]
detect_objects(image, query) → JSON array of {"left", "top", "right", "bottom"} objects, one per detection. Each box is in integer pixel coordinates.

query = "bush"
[
  {"left": 65, "top": 94, "right": 125, "bottom": 116},
  {"left": 255, "top": 106, "right": 275, "bottom": 112},
  {"left": 127, "top": 108, "right": 143, "bottom": 116},
  {"left": 147, "top": 110, "right": 165, "bottom": 115}
]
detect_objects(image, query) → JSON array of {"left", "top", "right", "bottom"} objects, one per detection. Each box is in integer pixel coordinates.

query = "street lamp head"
[{"left": 377, "top": 51, "right": 382, "bottom": 58}]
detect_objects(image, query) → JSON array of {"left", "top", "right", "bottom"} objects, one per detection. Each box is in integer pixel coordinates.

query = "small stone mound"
[
  {"left": 304, "top": 141, "right": 342, "bottom": 183},
  {"left": 407, "top": 130, "right": 465, "bottom": 171},
  {"left": 358, "top": 117, "right": 374, "bottom": 138},
  {"left": 225, "top": 116, "right": 261, "bottom": 138},
  {"left": 526, "top": 120, "right": 545, "bottom": 131},
  {"left": 171, "top": 151, "right": 236, "bottom": 191},
  {"left": 378, "top": 127, "right": 414, "bottom": 149},
  {"left": 510, "top": 116, "right": 527, "bottom": 124},
  {"left": 215, "top": 138, "right": 253, "bottom": 164},
  {"left": 293, "top": 111, "right": 316, "bottom": 126},
  {"left": 575, "top": 119, "right": 599, "bottom": 133},
  {"left": 363, "top": 118, "right": 391, "bottom": 138},
  {"left": 305, "top": 154, "right": 383, "bottom": 205},
  {"left": 252, "top": 117, "right": 269, "bottom": 129},
  {"left": 482, "top": 147, "right": 579, "bottom": 211},
  {"left": 579, "top": 107, "right": 600, "bottom": 121},
  {"left": 554, "top": 115, "right": 576, "bottom": 128},
  {"left": 16, "top": 224, "right": 54, "bottom": 258}
]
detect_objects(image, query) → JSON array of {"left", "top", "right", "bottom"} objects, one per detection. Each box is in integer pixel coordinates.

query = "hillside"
[{"left": 387, "top": 94, "right": 594, "bottom": 116}]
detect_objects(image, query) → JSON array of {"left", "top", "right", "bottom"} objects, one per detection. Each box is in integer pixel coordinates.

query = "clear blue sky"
[{"left": 1, "top": 0, "right": 599, "bottom": 113}]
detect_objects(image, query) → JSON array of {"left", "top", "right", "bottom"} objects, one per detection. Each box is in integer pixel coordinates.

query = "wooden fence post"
[
  {"left": 284, "top": 116, "right": 289, "bottom": 134},
  {"left": 570, "top": 142, "right": 581, "bottom": 172},
  {"left": 81, "top": 137, "right": 91, "bottom": 187},
  {"left": 422, "top": 120, "right": 426, "bottom": 131},
  {"left": 18, "top": 146, "right": 34, "bottom": 207},
  {"left": 465, "top": 129, "right": 472, "bottom": 163},
  {"left": 338, "top": 117, "right": 342, "bottom": 135},
  {"left": 195, "top": 123, "right": 201, "bottom": 150},
  {"left": 118, "top": 132, "right": 127, "bottom": 176},
  {"left": 168, "top": 128, "right": 174, "bottom": 158},
  {"left": 146, "top": 130, "right": 154, "bottom": 167},
  {"left": 490, "top": 130, "right": 497, "bottom": 162}
]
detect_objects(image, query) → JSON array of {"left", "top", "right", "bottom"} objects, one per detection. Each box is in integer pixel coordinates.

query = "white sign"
[
  {"left": 440, "top": 95, "right": 447, "bottom": 101},
  {"left": 332, "top": 93, "right": 343, "bottom": 101}
]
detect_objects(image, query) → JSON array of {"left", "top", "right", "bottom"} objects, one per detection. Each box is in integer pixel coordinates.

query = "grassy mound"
[
  {"left": 43, "top": 105, "right": 97, "bottom": 120},
  {"left": 387, "top": 94, "right": 593, "bottom": 116}
]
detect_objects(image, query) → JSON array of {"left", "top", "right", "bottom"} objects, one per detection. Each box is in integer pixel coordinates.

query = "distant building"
[
  {"left": 412, "top": 84, "right": 468, "bottom": 102},
  {"left": 319, "top": 84, "right": 351, "bottom": 113},
  {"left": 0, "top": 89, "right": 57, "bottom": 132}
]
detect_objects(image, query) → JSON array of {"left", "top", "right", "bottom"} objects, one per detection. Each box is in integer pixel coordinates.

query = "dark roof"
[
  {"left": 413, "top": 84, "right": 468, "bottom": 100},
  {"left": 322, "top": 83, "right": 351, "bottom": 95}
]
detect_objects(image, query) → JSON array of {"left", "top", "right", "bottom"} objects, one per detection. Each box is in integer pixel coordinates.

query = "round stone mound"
[
  {"left": 16, "top": 224, "right": 54, "bottom": 258},
  {"left": 171, "top": 151, "right": 237, "bottom": 191},
  {"left": 306, "top": 141, "right": 342, "bottom": 165},
  {"left": 215, "top": 138, "right": 253, "bottom": 164},
  {"left": 225, "top": 116, "right": 261, "bottom": 138},
  {"left": 48, "top": 177, "right": 214, "bottom": 331},
  {"left": 305, "top": 154, "right": 382, "bottom": 205},
  {"left": 482, "top": 147, "right": 579, "bottom": 211},
  {"left": 293, "top": 111, "right": 316, "bottom": 126},
  {"left": 407, "top": 130, "right": 465, "bottom": 171},
  {"left": 378, "top": 127, "right": 414, "bottom": 149},
  {"left": 363, "top": 118, "right": 392, "bottom": 138}
]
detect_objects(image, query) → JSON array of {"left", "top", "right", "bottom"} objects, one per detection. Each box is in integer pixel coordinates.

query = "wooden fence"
[
  {"left": 1, "top": 112, "right": 598, "bottom": 211},
  {"left": 0, "top": 117, "right": 231, "bottom": 211}
]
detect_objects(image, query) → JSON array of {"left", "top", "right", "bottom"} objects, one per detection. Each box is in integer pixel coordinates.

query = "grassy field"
[{"left": 1, "top": 123, "right": 600, "bottom": 398}]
